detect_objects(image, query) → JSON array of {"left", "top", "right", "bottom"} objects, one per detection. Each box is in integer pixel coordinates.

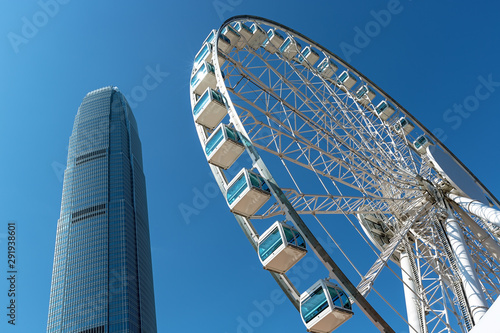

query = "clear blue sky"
[{"left": 1, "top": 1, "right": 500, "bottom": 332}]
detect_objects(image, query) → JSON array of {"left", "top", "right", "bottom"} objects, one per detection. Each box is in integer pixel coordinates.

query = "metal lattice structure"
[{"left": 189, "top": 15, "right": 500, "bottom": 333}]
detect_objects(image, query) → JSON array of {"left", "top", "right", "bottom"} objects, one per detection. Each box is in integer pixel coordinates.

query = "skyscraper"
[{"left": 47, "top": 87, "right": 157, "bottom": 333}]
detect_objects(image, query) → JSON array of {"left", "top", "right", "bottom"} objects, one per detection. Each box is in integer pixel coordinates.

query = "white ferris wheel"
[{"left": 189, "top": 15, "right": 500, "bottom": 333}]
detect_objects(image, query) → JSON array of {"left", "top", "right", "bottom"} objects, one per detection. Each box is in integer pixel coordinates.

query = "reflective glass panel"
[
  {"left": 193, "top": 90, "right": 210, "bottom": 116},
  {"left": 190, "top": 63, "right": 207, "bottom": 88},
  {"left": 283, "top": 227, "right": 305, "bottom": 248},
  {"left": 194, "top": 44, "right": 210, "bottom": 66},
  {"left": 205, "top": 127, "right": 224, "bottom": 156},
  {"left": 259, "top": 227, "right": 283, "bottom": 261},
  {"left": 301, "top": 287, "right": 329, "bottom": 323},
  {"left": 227, "top": 174, "right": 248, "bottom": 205}
]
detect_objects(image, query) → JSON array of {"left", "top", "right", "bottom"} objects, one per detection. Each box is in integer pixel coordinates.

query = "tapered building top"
[{"left": 47, "top": 87, "right": 157, "bottom": 332}]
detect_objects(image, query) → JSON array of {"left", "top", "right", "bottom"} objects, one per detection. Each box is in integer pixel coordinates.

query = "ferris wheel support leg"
[
  {"left": 443, "top": 207, "right": 488, "bottom": 324},
  {"left": 400, "top": 248, "right": 424, "bottom": 333},
  {"left": 447, "top": 193, "right": 500, "bottom": 227}
]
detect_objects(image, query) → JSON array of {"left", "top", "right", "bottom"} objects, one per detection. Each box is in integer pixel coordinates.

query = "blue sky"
[{"left": 1, "top": 1, "right": 500, "bottom": 332}]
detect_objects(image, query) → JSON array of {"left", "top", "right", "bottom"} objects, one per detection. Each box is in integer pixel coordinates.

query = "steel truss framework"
[{"left": 189, "top": 15, "right": 500, "bottom": 333}]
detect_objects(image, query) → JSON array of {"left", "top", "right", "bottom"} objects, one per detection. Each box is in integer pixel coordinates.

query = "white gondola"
[
  {"left": 248, "top": 23, "right": 267, "bottom": 49},
  {"left": 232, "top": 22, "right": 265, "bottom": 50},
  {"left": 258, "top": 221, "right": 307, "bottom": 273},
  {"left": 338, "top": 71, "right": 357, "bottom": 90},
  {"left": 193, "top": 42, "right": 225, "bottom": 70},
  {"left": 413, "top": 135, "right": 432, "bottom": 154},
  {"left": 203, "top": 29, "right": 233, "bottom": 54},
  {"left": 226, "top": 168, "right": 271, "bottom": 217},
  {"left": 263, "top": 29, "right": 284, "bottom": 53},
  {"left": 191, "top": 61, "right": 217, "bottom": 97},
  {"left": 233, "top": 21, "right": 252, "bottom": 41},
  {"left": 355, "top": 85, "right": 376, "bottom": 106},
  {"left": 298, "top": 46, "right": 320, "bottom": 67},
  {"left": 317, "top": 58, "right": 338, "bottom": 79},
  {"left": 300, "top": 279, "right": 353, "bottom": 333},
  {"left": 222, "top": 24, "right": 243, "bottom": 49},
  {"left": 204, "top": 124, "right": 245, "bottom": 169},
  {"left": 192, "top": 88, "right": 227, "bottom": 129},
  {"left": 279, "top": 37, "right": 302, "bottom": 60},
  {"left": 375, "top": 101, "right": 395, "bottom": 121},
  {"left": 394, "top": 117, "right": 414, "bottom": 135}
]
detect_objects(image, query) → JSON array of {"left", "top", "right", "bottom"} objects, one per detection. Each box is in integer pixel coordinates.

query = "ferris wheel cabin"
[
  {"left": 226, "top": 168, "right": 271, "bottom": 217},
  {"left": 222, "top": 25, "right": 244, "bottom": 49},
  {"left": 263, "top": 29, "right": 285, "bottom": 53},
  {"left": 191, "top": 61, "right": 217, "bottom": 96},
  {"left": 355, "top": 85, "right": 376, "bottom": 106},
  {"left": 317, "top": 58, "right": 338, "bottom": 79},
  {"left": 375, "top": 101, "right": 395, "bottom": 121},
  {"left": 194, "top": 42, "right": 225, "bottom": 70},
  {"left": 298, "top": 46, "right": 320, "bottom": 67},
  {"left": 204, "top": 123, "right": 245, "bottom": 170},
  {"left": 300, "top": 279, "right": 353, "bottom": 333},
  {"left": 394, "top": 117, "right": 415, "bottom": 135},
  {"left": 203, "top": 29, "right": 233, "bottom": 54},
  {"left": 280, "top": 37, "right": 302, "bottom": 60},
  {"left": 248, "top": 23, "right": 267, "bottom": 49},
  {"left": 232, "top": 22, "right": 266, "bottom": 50},
  {"left": 258, "top": 221, "right": 307, "bottom": 274},
  {"left": 192, "top": 88, "right": 227, "bottom": 129},
  {"left": 338, "top": 71, "right": 357, "bottom": 90},
  {"left": 413, "top": 135, "right": 433, "bottom": 154}
]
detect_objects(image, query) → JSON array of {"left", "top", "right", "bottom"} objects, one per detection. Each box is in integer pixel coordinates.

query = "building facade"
[{"left": 47, "top": 87, "right": 157, "bottom": 332}]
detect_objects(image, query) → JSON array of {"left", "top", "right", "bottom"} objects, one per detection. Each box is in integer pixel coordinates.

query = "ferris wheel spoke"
[
  {"left": 251, "top": 188, "right": 419, "bottom": 219},
  {"left": 254, "top": 48, "right": 425, "bottom": 179},
  {"left": 229, "top": 54, "right": 420, "bottom": 181},
  {"left": 357, "top": 203, "right": 429, "bottom": 297},
  {"left": 232, "top": 100, "right": 421, "bottom": 196}
]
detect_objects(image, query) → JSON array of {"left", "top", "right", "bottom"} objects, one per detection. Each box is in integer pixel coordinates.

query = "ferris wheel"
[{"left": 189, "top": 15, "right": 500, "bottom": 333}]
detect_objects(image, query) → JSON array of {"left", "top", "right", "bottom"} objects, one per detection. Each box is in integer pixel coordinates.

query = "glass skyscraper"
[{"left": 47, "top": 87, "right": 157, "bottom": 333}]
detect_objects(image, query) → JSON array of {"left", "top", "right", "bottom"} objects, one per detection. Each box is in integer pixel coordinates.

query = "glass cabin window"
[
  {"left": 340, "top": 290, "right": 351, "bottom": 310},
  {"left": 194, "top": 44, "right": 210, "bottom": 66},
  {"left": 211, "top": 90, "right": 224, "bottom": 104},
  {"left": 318, "top": 60, "right": 328, "bottom": 72},
  {"left": 225, "top": 127, "right": 238, "bottom": 142},
  {"left": 248, "top": 172, "right": 268, "bottom": 191},
  {"left": 205, "top": 31, "right": 215, "bottom": 44},
  {"left": 193, "top": 91, "right": 210, "bottom": 116},
  {"left": 280, "top": 38, "right": 292, "bottom": 52},
  {"left": 259, "top": 227, "right": 283, "bottom": 261},
  {"left": 328, "top": 287, "right": 341, "bottom": 307},
  {"left": 376, "top": 101, "right": 388, "bottom": 113},
  {"left": 339, "top": 72, "right": 348, "bottom": 82},
  {"left": 301, "top": 287, "right": 329, "bottom": 323},
  {"left": 205, "top": 127, "right": 224, "bottom": 156},
  {"left": 356, "top": 86, "right": 368, "bottom": 98},
  {"left": 227, "top": 175, "right": 248, "bottom": 205},
  {"left": 190, "top": 63, "right": 207, "bottom": 87},
  {"left": 284, "top": 227, "right": 305, "bottom": 248}
]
